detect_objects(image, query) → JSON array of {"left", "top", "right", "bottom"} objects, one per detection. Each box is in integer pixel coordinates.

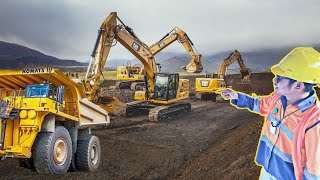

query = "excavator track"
[
  {"left": 125, "top": 101, "right": 157, "bottom": 117},
  {"left": 115, "top": 81, "right": 145, "bottom": 90},
  {"left": 196, "top": 93, "right": 225, "bottom": 102},
  {"left": 116, "top": 81, "right": 132, "bottom": 89},
  {"left": 130, "top": 82, "right": 145, "bottom": 91},
  {"left": 125, "top": 101, "right": 191, "bottom": 122},
  {"left": 148, "top": 102, "right": 191, "bottom": 122}
]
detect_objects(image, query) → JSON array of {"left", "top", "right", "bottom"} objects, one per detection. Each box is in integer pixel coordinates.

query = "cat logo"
[
  {"left": 132, "top": 42, "right": 140, "bottom": 51},
  {"left": 158, "top": 42, "right": 165, "bottom": 48}
]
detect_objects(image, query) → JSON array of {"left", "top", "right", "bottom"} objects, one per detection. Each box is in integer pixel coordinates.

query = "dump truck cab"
[
  {"left": 0, "top": 68, "right": 109, "bottom": 174},
  {"left": 25, "top": 83, "right": 64, "bottom": 100}
]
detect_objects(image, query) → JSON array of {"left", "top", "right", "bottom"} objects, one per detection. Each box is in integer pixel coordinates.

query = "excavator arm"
[
  {"left": 82, "top": 12, "right": 116, "bottom": 101},
  {"left": 83, "top": 12, "right": 201, "bottom": 103},
  {"left": 81, "top": 12, "right": 203, "bottom": 121},
  {"left": 217, "top": 50, "right": 250, "bottom": 81},
  {"left": 150, "top": 27, "right": 203, "bottom": 73},
  {"left": 82, "top": 12, "right": 158, "bottom": 102}
]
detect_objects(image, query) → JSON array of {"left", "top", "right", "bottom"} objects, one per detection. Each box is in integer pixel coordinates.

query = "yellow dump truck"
[{"left": 0, "top": 68, "right": 110, "bottom": 174}]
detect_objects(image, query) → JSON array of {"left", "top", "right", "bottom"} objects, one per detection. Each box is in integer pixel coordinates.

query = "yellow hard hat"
[{"left": 271, "top": 47, "right": 320, "bottom": 84}]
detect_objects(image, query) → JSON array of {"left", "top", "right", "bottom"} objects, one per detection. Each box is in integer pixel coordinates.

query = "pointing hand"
[{"left": 217, "top": 89, "right": 238, "bottom": 100}]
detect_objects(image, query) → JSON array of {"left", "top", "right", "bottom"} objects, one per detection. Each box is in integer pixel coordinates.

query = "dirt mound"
[
  {"left": 226, "top": 72, "right": 274, "bottom": 95},
  {"left": 184, "top": 72, "right": 274, "bottom": 97},
  {"left": 99, "top": 87, "right": 135, "bottom": 103},
  {"left": 175, "top": 116, "right": 263, "bottom": 180}
]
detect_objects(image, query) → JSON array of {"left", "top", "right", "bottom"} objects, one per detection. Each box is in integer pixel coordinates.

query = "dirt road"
[
  {"left": 0, "top": 73, "right": 274, "bottom": 179},
  {"left": 0, "top": 99, "right": 263, "bottom": 180}
]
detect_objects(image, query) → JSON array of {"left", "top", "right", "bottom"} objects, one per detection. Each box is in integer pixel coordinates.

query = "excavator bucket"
[
  {"left": 240, "top": 69, "right": 251, "bottom": 81},
  {"left": 96, "top": 96, "right": 126, "bottom": 116},
  {"left": 181, "top": 56, "right": 203, "bottom": 73}
]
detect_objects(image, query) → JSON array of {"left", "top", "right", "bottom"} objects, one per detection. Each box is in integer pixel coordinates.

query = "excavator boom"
[
  {"left": 150, "top": 27, "right": 203, "bottom": 73},
  {"left": 83, "top": 12, "right": 157, "bottom": 102}
]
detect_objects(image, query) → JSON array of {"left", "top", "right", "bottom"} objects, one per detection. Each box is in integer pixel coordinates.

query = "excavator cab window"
[
  {"left": 168, "top": 74, "right": 178, "bottom": 100},
  {"left": 128, "top": 69, "right": 133, "bottom": 78},
  {"left": 121, "top": 68, "right": 127, "bottom": 75},
  {"left": 154, "top": 73, "right": 178, "bottom": 101},
  {"left": 154, "top": 74, "right": 168, "bottom": 100}
]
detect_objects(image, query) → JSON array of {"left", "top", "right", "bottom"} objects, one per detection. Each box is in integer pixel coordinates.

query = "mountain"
[
  {"left": 0, "top": 41, "right": 87, "bottom": 69},
  {"left": 1, "top": 40, "right": 319, "bottom": 74},
  {"left": 105, "top": 58, "right": 133, "bottom": 67},
  {"left": 106, "top": 52, "right": 178, "bottom": 67},
  {"left": 160, "top": 45, "right": 320, "bottom": 74}
]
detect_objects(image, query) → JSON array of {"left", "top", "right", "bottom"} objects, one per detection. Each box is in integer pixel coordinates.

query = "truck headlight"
[
  {"left": 28, "top": 110, "right": 36, "bottom": 119},
  {"left": 19, "top": 110, "right": 28, "bottom": 119}
]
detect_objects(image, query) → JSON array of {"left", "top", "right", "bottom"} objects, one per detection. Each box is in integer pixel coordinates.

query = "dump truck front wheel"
[
  {"left": 32, "top": 126, "right": 72, "bottom": 175},
  {"left": 76, "top": 135, "right": 101, "bottom": 171}
]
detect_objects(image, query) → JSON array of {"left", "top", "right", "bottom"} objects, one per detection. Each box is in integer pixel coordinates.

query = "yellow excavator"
[
  {"left": 116, "top": 62, "right": 163, "bottom": 90},
  {"left": 126, "top": 28, "right": 203, "bottom": 121},
  {"left": 195, "top": 50, "right": 250, "bottom": 100},
  {"left": 116, "top": 62, "right": 145, "bottom": 90},
  {"left": 82, "top": 12, "right": 203, "bottom": 121},
  {"left": 116, "top": 27, "right": 202, "bottom": 90}
]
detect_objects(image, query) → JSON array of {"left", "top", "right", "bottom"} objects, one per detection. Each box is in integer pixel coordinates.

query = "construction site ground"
[{"left": 1, "top": 72, "right": 283, "bottom": 180}]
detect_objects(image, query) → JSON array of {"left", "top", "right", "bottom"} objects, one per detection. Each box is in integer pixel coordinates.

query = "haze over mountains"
[{"left": 0, "top": 41, "right": 319, "bottom": 74}]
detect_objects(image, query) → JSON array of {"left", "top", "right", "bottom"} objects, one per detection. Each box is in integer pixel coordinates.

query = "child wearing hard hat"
[{"left": 219, "top": 47, "right": 320, "bottom": 180}]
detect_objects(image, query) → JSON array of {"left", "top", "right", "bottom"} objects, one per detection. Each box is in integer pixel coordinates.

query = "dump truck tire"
[
  {"left": 68, "top": 153, "right": 78, "bottom": 172},
  {"left": 76, "top": 135, "right": 101, "bottom": 171},
  {"left": 32, "top": 126, "right": 72, "bottom": 175}
]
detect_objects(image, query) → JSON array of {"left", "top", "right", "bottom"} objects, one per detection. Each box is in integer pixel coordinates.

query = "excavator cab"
[{"left": 154, "top": 73, "right": 178, "bottom": 101}]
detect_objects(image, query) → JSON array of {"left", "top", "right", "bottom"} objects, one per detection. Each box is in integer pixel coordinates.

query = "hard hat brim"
[{"left": 271, "top": 66, "right": 286, "bottom": 77}]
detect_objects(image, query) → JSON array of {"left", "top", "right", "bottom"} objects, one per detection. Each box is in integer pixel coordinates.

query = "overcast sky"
[{"left": 0, "top": 0, "right": 319, "bottom": 62}]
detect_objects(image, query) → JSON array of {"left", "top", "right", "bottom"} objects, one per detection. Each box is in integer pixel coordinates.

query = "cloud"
[{"left": 0, "top": 0, "right": 319, "bottom": 61}]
